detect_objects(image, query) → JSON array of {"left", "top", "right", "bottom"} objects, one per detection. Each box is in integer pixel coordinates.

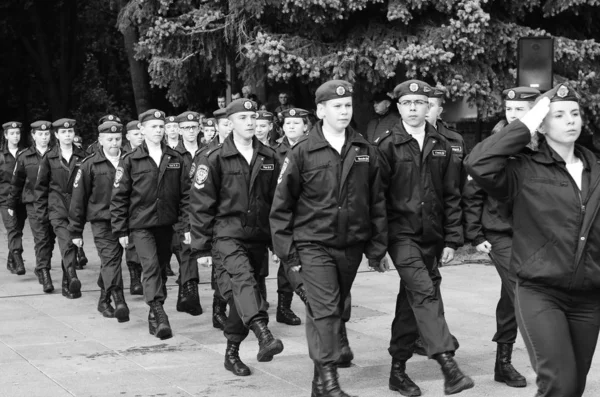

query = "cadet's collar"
[
  {"left": 533, "top": 140, "right": 593, "bottom": 171},
  {"left": 221, "top": 134, "right": 273, "bottom": 158},
  {"left": 133, "top": 141, "right": 166, "bottom": 158},
  {"left": 392, "top": 121, "right": 440, "bottom": 144},
  {"left": 307, "top": 121, "right": 367, "bottom": 152}
]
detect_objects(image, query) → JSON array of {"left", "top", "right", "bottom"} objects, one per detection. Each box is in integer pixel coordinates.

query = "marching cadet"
[
  {"left": 465, "top": 85, "right": 600, "bottom": 397},
  {"left": 9, "top": 121, "right": 55, "bottom": 292},
  {"left": 201, "top": 118, "right": 217, "bottom": 145},
  {"left": 69, "top": 121, "right": 130, "bottom": 322},
  {"left": 121, "top": 120, "right": 144, "bottom": 295},
  {"left": 365, "top": 91, "right": 399, "bottom": 144},
  {"left": 255, "top": 111, "right": 274, "bottom": 147},
  {"left": 270, "top": 80, "right": 387, "bottom": 397},
  {"left": 377, "top": 80, "right": 473, "bottom": 396},
  {"left": 191, "top": 98, "right": 284, "bottom": 377},
  {"left": 162, "top": 115, "right": 181, "bottom": 278},
  {"left": 111, "top": 109, "right": 190, "bottom": 340},
  {"left": 1, "top": 122, "right": 26, "bottom": 275},
  {"left": 462, "top": 87, "right": 540, "bottom": 389},
  {"left": 35, "top": 118, "right": 86, "bottom": 299},
  {"left": 86, "top": 114, "right": 121, "bottom": 155},
  {"left": 173, "top": 111, "right": 203, "bottom": 316}
]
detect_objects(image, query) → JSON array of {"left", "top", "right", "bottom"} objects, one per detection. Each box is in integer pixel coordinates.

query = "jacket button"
[
  {"left": 581, "top": 237, "right": 586, "bottom": 241},
  {"left": 421, "top": 202, "right": 425, "bottom": 206},
  {"left": 338, "top": 206, "right": 342, "bottom": 210}
]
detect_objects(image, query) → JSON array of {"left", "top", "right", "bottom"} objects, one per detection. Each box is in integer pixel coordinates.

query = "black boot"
[
  {"left": 127, "top": 264, "right": 143, "bottom": 295},
  {"left": 77, "top": 247, "right": 88, "bottom": 269},
  {"left": 276, "top": 292, "right": 301, "bottom": 325},
  {"left": 389, "top": 359, "right": 421, "bottom": 396},
  {"left": 13, "top": 250, "right": 25, "bottom": 275},
  {"left": 65, "top": 262, "right": 81, "bottom": 294},
  {"left": 98, "top": 288, "right": 115, "bottom": 318},
  {"left": 311, "top": 364, "right": 324, "bottom": 397},
  {"left": 494, "top": 343, "right": 526, "bottom": 387},
  {"left": 317, "top": 363, "right": 356, "bottom": 397},
  {"left": 6, "top": 252, "right": 16, "bottom": 274},
  {"left": 40, "top": 269, "right": 54, "bottom": 293},
  {"left": 61, "top": 272, "right": 81, "bottom": 299},
  {"left": 250, "top": 319, "right": 284, "bottom": 362},
  {"left": 434, "top": 353, "right": 474, "bottom": 395},
  {"left": 224, "top": 341, "right": 251, "bottom": 376},
  {"left": 336, "top": 322, "right": 353, "bottom": 368},
  {"left": 212, "top": 296, "right": 228, "bottom": 330},
  {"left": 295, "top": 285, "right": 308, "bottom": 305},
  {"left": 176, "top": 280, "right": 203, "bottom": 316},
  {"left": 258, "top": 276, "right": 269, "bottom": 309},
  {"left": 149, "top": 301, "right": 172, "bottom": 340},
  {"left": 112, "top": 288, "right": 130, "bottom": 323}
]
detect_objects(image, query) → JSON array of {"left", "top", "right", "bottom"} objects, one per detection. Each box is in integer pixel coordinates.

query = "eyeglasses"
[
  {"left": 179, "top": 126, "right": 199, "bottom": 131},
  {"left": 398, "top": 100, "right": 428, "bottom": 107}
]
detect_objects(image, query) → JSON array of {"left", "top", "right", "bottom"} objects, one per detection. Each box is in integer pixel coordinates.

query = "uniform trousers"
[
  {"left": 486, "top": 231, "right": 518, "bottom": 344},
  {"left": 1, "top": 204, "right": 26, "bottom": 254},
  {"left": 50, "top": 217, "right": 78, "bottom": 271},
  {"left": 212, "top": 238, "right": 268, "bottom": 343},
  {"left": 125, "top": 242, "right": 140, "bottom": 266},
  {"left": 175, "top": 230, "right": 199, "bottom": 285},
  {"left": 388, "top": 241, "right": 454, "bottom": 361},
  {"left": 130, "top": 226, "right": 173, "bottom": 304},
  {"left": 90, "top": 221, "right": 124, "bottom": 292},
  {"left": 24, "top": 204, "right": 55, "bottom": 270},
  {"left": 515, "top": 280, "right": 600, "bottom": 397},
  {"left": 297, "top": 242, "right": 363, "bottom": 364}
]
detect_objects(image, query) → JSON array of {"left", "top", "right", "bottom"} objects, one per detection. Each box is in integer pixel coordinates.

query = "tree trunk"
[{"left": 121, "top": 23, "right": 152, "bottom": 114}]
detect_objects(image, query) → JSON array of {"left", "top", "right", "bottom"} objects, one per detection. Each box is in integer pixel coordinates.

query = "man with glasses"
[{"left": 377, "top": 80, "right": 473, "bottom": 396}]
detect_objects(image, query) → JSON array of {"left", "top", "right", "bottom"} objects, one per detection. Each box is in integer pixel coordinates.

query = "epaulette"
[
  {"left": 204, "top": 143, "right": 223, "bottom": 158},
  {"left": 374, "top": 130, "right": 392, "bottom": 146},
  {"left": 80, "top": 153, "right": 96, "bottom": 164},
  {"left": 121, "top": 148, "right": 136, "bottom": 159}
]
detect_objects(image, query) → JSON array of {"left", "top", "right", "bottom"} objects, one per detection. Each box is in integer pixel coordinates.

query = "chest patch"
[
  {"left": 114, "top": 167, "right": 124, "bottom": 188},
  {"left": 432, "top": 150, "right": 447, "bottom": 157},
  {"left": 354, "top": 155, "right": 369, "bottom": 163},
  {"left": 451, "top": 146, "right": 462, "bottom": 153},
  {"left": 261, "top": 164, "right": 274, "bottom": 171},
  {"left": 167, "top": 163, "right": 180, "bottom": 169}
]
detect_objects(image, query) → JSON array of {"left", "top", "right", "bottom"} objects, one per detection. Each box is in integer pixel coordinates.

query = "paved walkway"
[{"left": 1, "top": 224, "right": 599, "bottom": 396}]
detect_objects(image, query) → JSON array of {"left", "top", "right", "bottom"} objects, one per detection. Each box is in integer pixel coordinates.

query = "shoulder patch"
[
  {"left": 189, "top": 163, "right": 197, "bottom": 179},
  {"left": 277, "top": 157, "right": 290, "bottom": 184},
  {"left": 114, "top": 167, "right": 124, "bottom": 188},
  {"left": 194, "top": 164, "right": 209, "bottom": 189},
  {"left": 73, "top": 169, "right": 82, "bottom": 188}
]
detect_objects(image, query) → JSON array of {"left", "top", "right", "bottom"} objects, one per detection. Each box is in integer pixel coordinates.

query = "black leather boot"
[
  {"left": 148, "top": 310, "right": 157, "bottom": 336},
  {"left": 311, "top": 364, "right": 324, "bottom": 397},
  {"left": 65, "top": 261, "right": 81, "bottom": 294},
  {"left": 336, "top": 322, "right": 353, "bottom": 368},
  {"left": 494, "top": 343, "right": 526, "bottom": 387},
  {"left": 250, "top": 319, "right": 284, "bottom": 362},
  {"left": 61, "top": 272, "right": 81, "bottom": 299},
  {"left": 176, "top": 280, "right": 203, "bottom": 316},
  {"left": 295, "top": 285, "right": 308, "bottom": 305},
  {"left": 317, "top": 363, "right": 356, "bottom": 397},
  {"left": 6, "top": 252, "right": 16, "bottom": 274},
  {"left": 389, "top": 359, "right": 421, "bottom": 396},
  {"left": 112, "top": 288, "right": 130, "bottom": 323},
  {"left": 434, "top": 353, "right": 474, "bottom": 395},
  {"left": 13, "top": 250, "right": 25, "bottom": 275},
  {"left": 224, "top": 340, "right": 251, "bottom": 376},
  {"left": 40, "top": 269, "right": 54, "bottom": 293},
  {"left": 149, "top": 301, "right": 172, "bottom": 340},
  {"left": 127, "top": 263, "right": 143, "bottom": 295},
  {"left": 76, "top": 247, "right": 88, "bottom": 269},
  {"left": 276, "top": 292, "right": 301, "bottom": 325},
  {"left": 97, "top": 288, "right": 115, "bottom": 318},
  {"left": 258, "top": 276, "right": 269, "bottom": 309},
  {"left": 212, "top": 296, "right": 227, "bottom": 330}
]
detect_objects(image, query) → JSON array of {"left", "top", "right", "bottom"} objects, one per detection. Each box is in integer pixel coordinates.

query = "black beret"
[
  {"left": 139, "top": 109, "right": 165, "bottom": 123},
  {"left": 2, "top": 121, "right": 22, "bottom": 131},
  {"left": 98, "top": 121, "right": 123, "bottom": 134},
  {"left": 428, "top": 87, "right": 446, "bottom": 99},
  {"left": 393, "top": 80, "right": 432, "bottom": 99},
  {"left": 537, "top": 84, "right": 579, "bottom": 104},
  {"left": 225, "top": 99, "right": 258, "bottom": 117},
  {"left": 165, "top": 115, "right": 178, "bottom": 124},
  {"left": 280, "top": 108, "right": 309, "bottom": 119},
  {"left": 315, "top": 80, "right": 353, "bottom": 104},
  {"left": 52, "top": 118, "right": 76, "bottom": 129},
  {"left": 213, "top": 108, "right": 227, "bottom": 120},
  {"left": 30, "top": 121, "right": 52, "bottom": 131},
  {"left": 502, "top": 87, "right": 541, "bottom": 101},
  {"left": 203, "top": 118, "right": 217, "bottom": 127},
  {"left": 98, "top": 114, "right": 121, "bottom": 124},
  {"left": 126, "top": 121, "right": 140, "bottom": 131},
  {"left": 256, "top": 111, "right": 274, "bottom": 122},
  {"left": 176, "top": 111, "right": 200, "bottom": 123},
  {"left": 73, "top": 136, "right": 83, "bottom": 144}
]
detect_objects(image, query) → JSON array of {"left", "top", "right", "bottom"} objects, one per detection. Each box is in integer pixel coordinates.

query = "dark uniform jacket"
[
  {"left": 122, "top": 142, "right": 136, "bottom": 154},
  {"left": 9, "top": 146, "right": 47, "bottom": 208},
  {"left": 436, "top": 121, "right": 467, "bottom": 188},
  {"left": 462, "top": 179, "right": 512, "bottom": 246},
  {"left": 34, "top": 145, "right": 86, "bottom": 224},
  {"left": 86, "top": 141, "right": 100, "bottom": 155},
  {"left": 273, "top": 136, "right": 293, "bottom": 163},
  {"left": 111, "top": 142, "right": 190, "bottom": 237},
  {"left": 173, "top": 141, "right": 199, "bottom": 181},
  {"left": 68, "top": 149, "right": 122, "bottom": 238},
  {"left": 190, "top": 134, "right": 279, "bottom": 257},
  {"left": 270, "top": 122, "right": 387, "bottom": 264},
  {"left": 377, "top": 122, "right": 463, "bottom": 250},
  {"left": 366, "top": 110, "right": 400, "bottom": 145},
  {"left": 465, "top": 120, "right": 600, "bottom": 291},
  {"left": 0, "top": 147, "right": 24, "bottom": 207}
]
